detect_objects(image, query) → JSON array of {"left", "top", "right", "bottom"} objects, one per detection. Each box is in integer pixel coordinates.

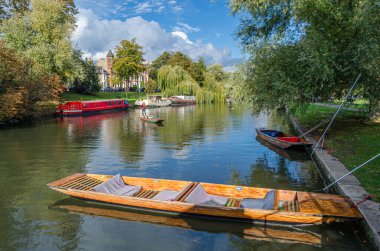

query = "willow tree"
[
  {"left": 230, "top": 0, "right": 380, "bottom": 117},
  {"left": 157, "top": 65, "right": 226, "bottom": 103}
]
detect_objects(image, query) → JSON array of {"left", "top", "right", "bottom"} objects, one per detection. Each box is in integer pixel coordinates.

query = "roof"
[{"left": 106, "top": 50, "right": 114, "bottom": 57}]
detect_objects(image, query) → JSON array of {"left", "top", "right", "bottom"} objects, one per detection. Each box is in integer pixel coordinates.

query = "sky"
[{"left": 73, "top": 0, "right": 244, "bottom": 70}]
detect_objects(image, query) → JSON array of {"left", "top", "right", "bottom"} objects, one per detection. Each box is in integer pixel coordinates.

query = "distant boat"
[
  {"left": 256, "top": 128, "right": 313, "bottom": 149},
  {"left": 48, "top": 173, "right": 362, "bottom": 225},
  {"left": 135, "top": 95, "right": 171, "bottom": 108},
  {"left": 56, "top": 99, "right": 128, "bottom": 116},
  {"left": 169, "top": 96, "right": 196, "bottom": 106},
  {"left": 140, "top": 116, "right": 164, "bottom": 124}
]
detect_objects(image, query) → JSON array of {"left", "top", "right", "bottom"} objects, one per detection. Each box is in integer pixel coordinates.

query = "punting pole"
[
  {"left": 323, "top": 152, "right": 380, "bottom": 192},
  {"left": 311, "top": 74, "right": 361, "bottom": 155}
]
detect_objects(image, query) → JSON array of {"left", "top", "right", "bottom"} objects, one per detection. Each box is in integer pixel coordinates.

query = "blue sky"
[{"left": 74, "top": 0, "right": 243, "bottom": 69}]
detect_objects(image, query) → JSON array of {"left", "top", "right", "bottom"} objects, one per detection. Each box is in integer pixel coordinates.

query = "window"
[
  {"left": 114, "top": 102, "right": 116, "bottom": 105},
  {"left": 108, "top": 102, "right": 112, "bottom": 106}
]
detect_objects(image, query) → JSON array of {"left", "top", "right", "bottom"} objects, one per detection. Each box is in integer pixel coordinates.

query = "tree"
[
  {"left": 150, "top": 51, "right": 171, "bottom": 81},
  {"left": 144, "top": 79, "right": 157, "bottom": 94},
  {"left": 188, "top": 57, "right": 206, "bottom": 86},
  {"left": 0, "top": 0, "right": 76, "bottom": 21},
  {"left": 0, "top": 41, "right": 61, "bottom": 122},
  {"left": 167, "top": 51, "right": 193, "bottom": 71},
  {"left": 230, "top": 0, "right": 380, "bottom": 116},
  {"left": 72, "top": 59, "right": 101, "bottom": 94},
  {"left": 1, "top": 0, "right": 81, "bottom": 83},
  {"left": 113, "top": 39, "right": 146, "bottom": 87},
  {"left": 207, "top": 64, "right": 226, "bottom": 82}
]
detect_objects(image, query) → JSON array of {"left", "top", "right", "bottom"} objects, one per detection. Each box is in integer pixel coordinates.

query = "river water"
[{"left": 0, "top": 105, "right": 369, "bottom": 250}]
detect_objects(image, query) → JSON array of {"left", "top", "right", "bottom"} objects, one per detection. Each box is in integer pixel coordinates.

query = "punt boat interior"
[{"left": 48, "top": 173, "right": 362, "bottom": 225}]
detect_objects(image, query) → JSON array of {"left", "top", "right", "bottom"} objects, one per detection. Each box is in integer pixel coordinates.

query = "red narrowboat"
[{"left": 56, "top": 99, "right": 129, "bottom": 116}]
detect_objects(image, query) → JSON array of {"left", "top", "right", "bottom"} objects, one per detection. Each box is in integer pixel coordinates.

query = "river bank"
[{"left": 289, "top": 105, "right": 380, "bottom": 249}]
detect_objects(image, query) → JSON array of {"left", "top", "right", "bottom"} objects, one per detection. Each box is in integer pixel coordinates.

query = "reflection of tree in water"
[
  {"left": 115, "top": 117, "right": 145, "bottom": 164},
  {"left": 231, "top": 153, "right": 321, "bottom": 191},
  {"left": 157, "top": 104, "right": 230, "bottom": 148},
  {"left": 0, "top": 119, "right": 92, "bottom": 250}
]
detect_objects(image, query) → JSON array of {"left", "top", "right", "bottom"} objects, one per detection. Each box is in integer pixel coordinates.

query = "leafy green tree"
[
  {"left": 72, "top": 59, "right": 101, "bottom": 94},
  {"left": 230, "top": 0, "right": 380, "bottom": 116},
  {"left": 113, "top": 39, "right": 146, "bottom": 87},
  {"left": 207, "top": 64, "right": 226, "bottom": 82},
  {"left": 188, "top": 57, "right": 206, "bottom": 86},
  {"left": 0, "top": 41, "right": 61, "bottom": 122},
  {"left": 150, "top": 51, "right": 171, "bottom": 81},
  {"left": 167, "top": 51, "right": 193, "bottom": 71},
  {"left": 1, "top": 0, "right": 81, "bottom": 82},
  {"left": 144, "top": 79, "right": 157, "bottom": 94}
]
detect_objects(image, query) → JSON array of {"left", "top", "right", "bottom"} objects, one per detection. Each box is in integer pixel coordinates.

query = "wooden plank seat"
[
  {"left": 133, "top": 189, "right": 159, "bottom": 199},
  {"left": 59, "top": 175, "right": 103, "bottom": 191}
]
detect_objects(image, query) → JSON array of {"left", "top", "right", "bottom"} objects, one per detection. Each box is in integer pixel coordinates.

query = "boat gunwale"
[
  {"left": 256, "top": 128, "right": 312, "bottom": 148},
  {"left": 48, "top": 173, "right": 362, "bottom": 224}
]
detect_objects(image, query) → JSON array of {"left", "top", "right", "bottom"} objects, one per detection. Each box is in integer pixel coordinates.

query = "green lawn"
[
  {"left": 293, "top": 104, "right": 380, "bottom": 202},
  {"left": 60, "top": 92, "right": 147, "bottom": 105}
]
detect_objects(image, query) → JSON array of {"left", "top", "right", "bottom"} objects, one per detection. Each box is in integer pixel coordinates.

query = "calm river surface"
[{"left": 0, "top": 105, "right": 369, "bottom": 250}]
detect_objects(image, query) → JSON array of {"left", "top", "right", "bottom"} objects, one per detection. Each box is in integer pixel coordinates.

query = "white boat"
[{"left": 135, "top": 95, "right": 172, "bottom": 107}]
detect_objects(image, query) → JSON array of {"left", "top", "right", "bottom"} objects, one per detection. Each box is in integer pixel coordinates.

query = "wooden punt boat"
[
  {"left": 256, "top": 128, "right": 313, "bottom": 149},
  {"left": 51, "top": 198, "right": 322, "bottom": 246},
  {"left": 48, "top": 173, "right": 361, "bottom": 225},
  {"left": 140, "top": 116, "right": 164, "bottom": 123}
]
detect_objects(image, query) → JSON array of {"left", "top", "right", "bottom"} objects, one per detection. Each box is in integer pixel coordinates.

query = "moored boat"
[
  {"left": 56, "top": 99, "right": 128, "bottom": 116},
  {"left": 140, "top": 116, "right": 164, "bottom": 123},
  {"left": 48, "top": 173, "right": 361, "bottom": 225},
  {"left": 256, "top": 128, "right": 313, "bottom": 149},
  {"left": 135, "top": 95, "right": 172, "bottom": 108},
  {"left": 169, "top": 96, "right": 196, "bottom": 106}
]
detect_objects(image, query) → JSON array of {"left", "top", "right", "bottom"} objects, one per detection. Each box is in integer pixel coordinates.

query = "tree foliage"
[
  {"left": 144, "top": 79, "right": 157, "bottom": 94},
  {"left": 0, "top": 42, "right": 61, "bottom": 122},
  {"left": 1, "top": 0, "right": 81, "bottom": 82},
  {"left": 113, "top": 39, "right": 146, "bottom": 85},
  {"left": 230, "top": 0, "right": 380, "bottom": 115},
  {"left": 72, "top": 59, "right": 101, "bottom": 94}
]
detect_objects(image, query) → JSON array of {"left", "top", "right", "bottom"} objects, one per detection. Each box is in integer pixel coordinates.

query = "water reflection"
[
  {"left": 0, "top": 104, "right": 369, "bottom": 250},
  {"left": 51, "top": 198, "right": 322, "bottom": 246}
]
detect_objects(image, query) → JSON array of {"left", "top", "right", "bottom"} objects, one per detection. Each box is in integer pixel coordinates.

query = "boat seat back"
[
  {"left": 240, "top": 190, "right": 275, "bottom": 210},
  {"left": 152, "top": 189, "right": 180, "bottom": 201},
  {"left": 92, "top": 174, "right": 142, "bottom": 197},
  {"left": 184, "top": 184, "right": 228, "bottom": 206}
]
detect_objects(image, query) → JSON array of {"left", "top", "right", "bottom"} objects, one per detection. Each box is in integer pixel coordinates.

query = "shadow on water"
[{"left": 50, "top": 198, "right": 323, "bottom": 247}]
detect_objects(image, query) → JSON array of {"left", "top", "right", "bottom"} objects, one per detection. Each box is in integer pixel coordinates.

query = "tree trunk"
[{"left": 369, "top": 99, "right": 380, "bottom": 122}]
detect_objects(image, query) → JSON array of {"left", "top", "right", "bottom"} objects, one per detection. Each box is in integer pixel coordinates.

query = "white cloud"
[
  {"left": 72, "top": 9, "right": 241, "bottom": 68},
  {"left": 173, "top": 22, "right": 200, "bottom": 33}
]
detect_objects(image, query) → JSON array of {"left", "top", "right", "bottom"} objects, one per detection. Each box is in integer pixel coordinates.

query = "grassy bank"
[
  {"left": 60, "top": 92, "right": 147, "bottom": 106},
  {"left": 293, "top": 104, "right": 380, "bottom": 202}
]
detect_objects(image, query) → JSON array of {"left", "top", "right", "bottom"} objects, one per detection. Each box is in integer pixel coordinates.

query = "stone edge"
[{"left": 288, "top": 115, "right": 380, "bottom": 250}]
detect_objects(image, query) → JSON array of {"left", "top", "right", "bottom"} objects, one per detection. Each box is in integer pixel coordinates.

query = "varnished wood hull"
[
  {"left": 256, "top": 128, "right": 312, "bottom": 149},
  {"left": 48, "top": 173, "right": 361, "bottom": 225}
]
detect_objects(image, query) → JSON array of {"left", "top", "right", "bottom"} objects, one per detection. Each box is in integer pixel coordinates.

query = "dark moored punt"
[
  {"left": 52, "top": 198, "right": 322, "bottom": 246},
  {"left": 48, "top": 173, "right": 361, "bottom": 225},
  {"left": 256, "top": 128, "right": 313, "bottom": 149},
  {"left": 56, "top": 99, "right": 128, "bottom": 116},
  {"left": 140, "top": 116, "right": 164, "bottom": 123}
]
